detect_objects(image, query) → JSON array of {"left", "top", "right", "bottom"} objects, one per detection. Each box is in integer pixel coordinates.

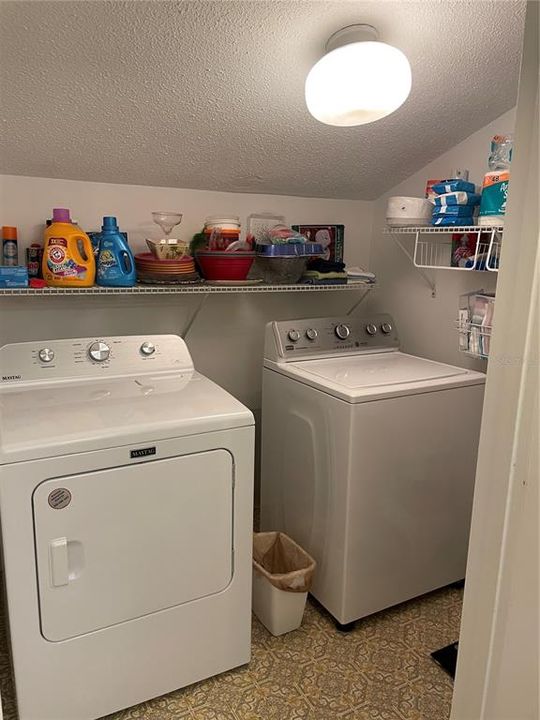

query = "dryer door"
[{"left": 33, "top": 450, "right": 234, "bottom": 641}]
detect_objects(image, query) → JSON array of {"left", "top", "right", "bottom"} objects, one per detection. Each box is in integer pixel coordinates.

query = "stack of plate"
[{"left": 135, "top": 253, "right": 199, "bottom": 284}]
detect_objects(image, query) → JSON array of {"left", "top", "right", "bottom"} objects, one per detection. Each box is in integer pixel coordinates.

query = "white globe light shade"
[{"left": 305, "top": 41, "right": 412, "bottom": 127}]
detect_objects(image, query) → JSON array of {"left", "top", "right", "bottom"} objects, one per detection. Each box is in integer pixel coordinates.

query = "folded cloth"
[
  {"left": 308, "top": 259, "right": 346, "bottom": 273},
  {"left": 432, "top": 205, "right": 477, "bottom": 217},
  {"left": 432, "top": 180, "right": 476, "bottom": 194},
  {"left": 302, "top": 275, "right": 348, "bottom": 285},
  {"left": 302, "top": 269, "right": 347, "bottom": 281},
  {"left": 434, "top": 192, "right": 481, "bottom": 207},
  {"left": 432, "top": 215, "right": 474, "bottom": 227},
  {"left": 346, "top": 266, "right": 376, "bottom": 283}
]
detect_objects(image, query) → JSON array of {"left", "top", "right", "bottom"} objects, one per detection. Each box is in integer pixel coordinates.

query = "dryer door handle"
[{"left": 49, "top": 537, "right": 69, "bottom": 587}]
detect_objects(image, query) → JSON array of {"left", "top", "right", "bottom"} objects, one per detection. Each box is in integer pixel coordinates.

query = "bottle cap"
[
  {"left": 2, "top": 226, "right": 17, "bottom": 240},
  {"left": 102, "top": 216, "right": 119, "bottom": 231},
  {"left": 52, "top": 208, "right": 71, "bottom": 223}
]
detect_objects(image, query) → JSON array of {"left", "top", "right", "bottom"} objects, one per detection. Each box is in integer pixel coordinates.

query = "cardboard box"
[
  {"left": 0, "top": 266, "right": 29, "bottom": 287},
  {"left": 291, "top": 225, "right": 344, "bottom": 262}
]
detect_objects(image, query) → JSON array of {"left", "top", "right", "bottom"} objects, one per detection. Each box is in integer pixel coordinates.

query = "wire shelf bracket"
[
  {"left": 181, "top": 292, "right": 210, "bottom": 340},
  {"left": 388, "top": 233, "right": 437, "bottom": 298},
  {"left": 346, "top": 286, "right": 374, "bottom": 315}
]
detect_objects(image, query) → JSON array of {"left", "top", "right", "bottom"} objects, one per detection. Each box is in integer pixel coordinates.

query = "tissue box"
[{"left": 0, "top": 266, "right": 29, "bottom": 288}]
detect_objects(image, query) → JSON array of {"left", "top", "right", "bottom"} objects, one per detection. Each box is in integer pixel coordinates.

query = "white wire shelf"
[
  {"left": 457, "top": 290, "right": 495, "bottom": 359},
  {"left": 0, "top": 281, "right": 375, "bottom": 297},
  {"left": 456, "top": 320, "right": 493, "bottom": 359},
  {"left": 384, "top": 225, "right": 503, "bottom": 294},
  {"left": 383, "top": 225, "right": 503, "bottom": 235}
]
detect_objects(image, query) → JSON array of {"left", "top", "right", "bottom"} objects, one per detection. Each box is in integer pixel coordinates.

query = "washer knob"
[
  {"left": 38, "top": 348, "right": 55, "bottom": 363},
  {"left": 88, "top": 341, "right": 110, "bottom": 362},
  {"left": 366, "top": 324, "right": 378, "bottom": 336},
  {"left": 305, "top": 328, "right": 318, "bottom": 341},
  {"left": 381, "top": 322, "right": 393, "bottom": 334},
  {"left": 335, "top": 324, "right": 351, "bottom": 340},
  {"left": 140, "top": 341, "right": 156, "bottom": 356},
  {"left": 288, "top": 329, "right": 301, "bottom": 342}
]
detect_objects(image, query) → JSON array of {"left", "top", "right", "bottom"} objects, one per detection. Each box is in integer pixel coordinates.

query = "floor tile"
[{"left": 0, "top": 588, "right": 461, "bottom": 720}]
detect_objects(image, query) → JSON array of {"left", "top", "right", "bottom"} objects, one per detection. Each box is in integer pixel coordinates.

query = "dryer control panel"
[
  {"left": 0, "top": 335, "right": 193, "bottom": 385},
  {"left": 265, "top": 314, "right": 399, "bottom": 362}
]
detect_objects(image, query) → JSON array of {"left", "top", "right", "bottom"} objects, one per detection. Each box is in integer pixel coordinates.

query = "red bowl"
[{"left": 196, "top": 252, "right": 255, "bottom": 281}]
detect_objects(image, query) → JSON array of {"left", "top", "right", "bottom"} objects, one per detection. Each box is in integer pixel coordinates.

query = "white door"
[{"left": 33, "top": 450, "right": 234, "bottom": 641}]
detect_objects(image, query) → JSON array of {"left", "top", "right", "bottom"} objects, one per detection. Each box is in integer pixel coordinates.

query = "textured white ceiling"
[{"left": 0, "top": 1, "right": 525, "bottom": 199}]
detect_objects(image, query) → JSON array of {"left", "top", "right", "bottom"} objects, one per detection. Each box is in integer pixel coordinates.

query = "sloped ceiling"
[{"left": 0, "top": 1, "right": 525, "bottom": 199}]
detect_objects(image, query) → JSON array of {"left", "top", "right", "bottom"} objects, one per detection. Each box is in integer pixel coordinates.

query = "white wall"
[
  {"left": 368, "top": 109, "right": 515, "bottom": 371},
  {"left": 0, "top": 175, "right": 373, "bottom": 410},
  {"left": 0, "top": 108, "right": 519, "bottom": 403}
]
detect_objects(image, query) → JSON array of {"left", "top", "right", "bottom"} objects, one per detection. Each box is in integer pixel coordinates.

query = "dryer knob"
[
  {"left": 365, "top": 324, "right": 378, "bottom": 336},
  {"left": 381, "top": 322, "right": 393, "bottom": 334},
  {"left": 38, "top": 348, "right": 55, "bottom": 363},
  {"left": 335, "top": 324, "right": 351, "bottom": 340},
  {"left": 288, "top": 329, "right": 301, "bottom": 342},
  {"left": 306, "top": 328, "right": 318, "bottom": 341},
  {"left": 88, "top": 341, "right": 110, "bottom": 363}
]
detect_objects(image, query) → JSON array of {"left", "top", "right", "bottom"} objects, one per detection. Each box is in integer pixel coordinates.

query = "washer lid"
[
  {"left": 268, "top": 351, "right": 485, "bottom": 402},
  {"left": 296, "top": 352, "right": 468, "bottom": 388}
]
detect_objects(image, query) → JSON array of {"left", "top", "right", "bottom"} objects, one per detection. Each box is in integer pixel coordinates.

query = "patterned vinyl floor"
[{"left": 0, "top": 587, "right": 461, "bottom": 720}]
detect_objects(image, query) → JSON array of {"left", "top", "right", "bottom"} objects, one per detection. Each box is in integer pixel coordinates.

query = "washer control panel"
[
  {"left": 267, "top": 314, "right": 399, "bottom": 361},
  {"left": 0, "top": 335, "right": 193, "bottom": 385}
]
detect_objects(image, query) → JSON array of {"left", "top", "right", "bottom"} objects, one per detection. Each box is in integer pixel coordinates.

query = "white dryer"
[
  {"left": 261, "top": 315, "right": 485, "bottom": 628},
  {"left": 0, "top": 335, "right": 254, "bottom": 720}
]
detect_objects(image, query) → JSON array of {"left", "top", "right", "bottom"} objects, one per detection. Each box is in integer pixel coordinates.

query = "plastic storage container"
[
  {"left": 252, "top": 532, "right": 316, "bottom": 636},
  {"left": 203, "top": 216, "right": 241, "bottom": 251},
  {"left": 386, "top": 197, "right": 433, "bottom": 227},
  {"left": 250, "top": 243, "right": 323, "bottom": 284}
]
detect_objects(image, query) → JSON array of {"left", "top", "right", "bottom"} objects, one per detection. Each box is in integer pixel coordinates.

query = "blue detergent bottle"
[{"left": 96, "top": 216, "right": 136, "bottom": 287}]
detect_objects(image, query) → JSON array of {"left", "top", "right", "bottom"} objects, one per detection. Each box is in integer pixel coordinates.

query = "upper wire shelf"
[
  {"left": 385, "top": 225, "right": 503, "bottom": 274},
  {"left": 0, "top": 281, "right": 375, "bottom": 297},
  {"left": 383, "top": 225, "right": 503, "bottom": 235}
]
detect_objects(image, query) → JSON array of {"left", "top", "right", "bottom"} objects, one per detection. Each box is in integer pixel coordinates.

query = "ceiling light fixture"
[{"left": 305, "top": 24, "right": 412, "bottom": 127}]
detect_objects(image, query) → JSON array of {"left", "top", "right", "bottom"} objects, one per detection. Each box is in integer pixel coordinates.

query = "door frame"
[{"left": 450, "top": 3, "right": 539, "bottom": 719}]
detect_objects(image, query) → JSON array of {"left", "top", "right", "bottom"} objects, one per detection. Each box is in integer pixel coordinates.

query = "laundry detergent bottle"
[
  {"left": 43, "top": 208, "right": 96, "bottom": 287},
  {"left": 96, "top": 216, "right": 136, "bottom": 287}
]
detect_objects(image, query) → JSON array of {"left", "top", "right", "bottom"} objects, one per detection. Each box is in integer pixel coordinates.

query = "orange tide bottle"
[{"left": 42, "top": 208, "right": 96, "bottom": 287}]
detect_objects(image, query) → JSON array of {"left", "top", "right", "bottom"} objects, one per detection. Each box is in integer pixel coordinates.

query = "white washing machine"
[
  {"left": 0, "top": 334, "right": 254, "bottom": 720},
  {"left": 261, "top": 314, "right": 485, "bottom": 628}
]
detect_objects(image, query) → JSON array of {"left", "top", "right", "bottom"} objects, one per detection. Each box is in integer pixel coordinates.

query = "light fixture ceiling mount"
[
  {"left": 325, "top": 24, "right": 379, "bottom": 53},
  {"left": 305, "top": 23, "right": 412, "bottom": 128}
]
